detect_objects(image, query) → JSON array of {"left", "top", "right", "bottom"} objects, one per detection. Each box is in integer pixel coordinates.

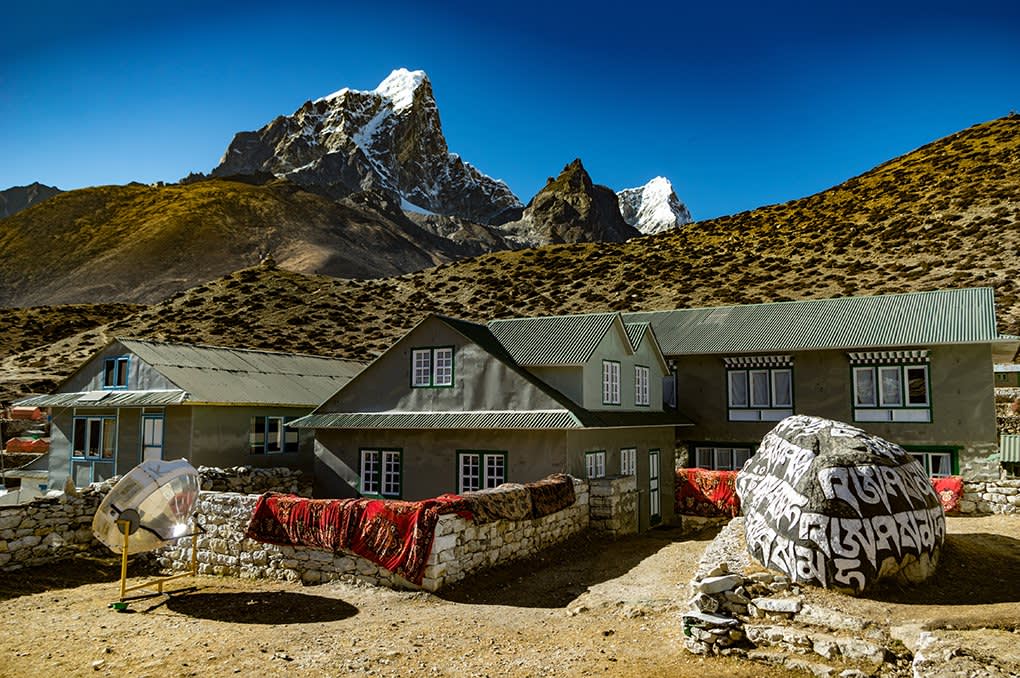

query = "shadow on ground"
[
  {"left": 437, "top": 525, "right": 718, "bottom": 609},
  {"left": 864, "top": 532, "right": 1020, "bottom": 605},
  {"left": 164, "top": 591, "right": 359, "bottom": 624},
  {"left": 0, "top": 554, "right": 126, "bottom": 601}
]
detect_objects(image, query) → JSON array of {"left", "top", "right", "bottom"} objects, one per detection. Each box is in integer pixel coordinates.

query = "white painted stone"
[{"left": 696, "top": 574, "right": 744, "bottom": 594}]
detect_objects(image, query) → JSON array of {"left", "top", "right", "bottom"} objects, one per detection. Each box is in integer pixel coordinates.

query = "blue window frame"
[{"left": 103, "top": 356, "right": 130, "bottom": 390}]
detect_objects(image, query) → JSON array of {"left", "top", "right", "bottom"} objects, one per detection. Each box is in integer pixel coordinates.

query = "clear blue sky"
[{"left": 3, "top": 1, "right": 1018, "bottom": 220}]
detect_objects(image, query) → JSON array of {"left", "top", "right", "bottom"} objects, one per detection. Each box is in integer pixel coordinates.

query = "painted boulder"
[{"left": 736, "top": 415, "right": 944, "bottom": 594}]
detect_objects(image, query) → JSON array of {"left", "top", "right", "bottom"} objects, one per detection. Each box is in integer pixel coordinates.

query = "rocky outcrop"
[
  {"left": 212, "top": 69, "right": 522, "bottom": 225},
  {"left": 501, "top": 159, "right": 641, "bottom": 246},
  {"left": 617, "top": 176, "right": 692, "bottom": 234},
  {"left": 0, "top": 182, "right": 61, "bottom": 218},
  {"left": 736, "top": 415, "right": 945, "bottom": 594}
]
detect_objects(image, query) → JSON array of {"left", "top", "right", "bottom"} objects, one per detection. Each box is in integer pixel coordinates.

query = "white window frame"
[
  {"left": 727, "top": 366, "right": 793, "bottom": 421},
  {"left": 412, "top": 347, "right": 454, "bottom": 388},
  {"left": 586, "top": 450, "right": 606, "bottom": 479},
  {"left": 634, "top": 366, "right": 650, "bottom": 406},
  {"left": 360, "top": 448, "right": 401, "bottom": 497},
  {"left": 457, "top": 451, "right": 507, "bottom": 493},
  {"left": 620, "top": 447, "right": 637, "bottom": 475},
  {"left": 602, "top": 361, "right": 621, "bottom": 405},
  {"left": 852, "top": 363, "right": 931, "bottom": 423},
  {"left": 694, "top": 445, "right": 753, "bottom": 471}
]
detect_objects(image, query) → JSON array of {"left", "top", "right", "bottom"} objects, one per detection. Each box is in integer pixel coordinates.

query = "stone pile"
[
  {"left": 683, "top": 563, "right": 801, "bottom": 655},
  {"left": 959, "top": 479, "right": 1020, "bottom": 514},
  {"left": 197, "top": 466, "right": 311, "bottom": 496},
  {"left": 587, "top": 475, "right": 638, "bottom": 535}
]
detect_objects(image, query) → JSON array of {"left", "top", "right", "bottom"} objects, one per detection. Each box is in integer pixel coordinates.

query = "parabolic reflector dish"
[{"left": 92, "top": 459, "right": 200, "bottom": 555}]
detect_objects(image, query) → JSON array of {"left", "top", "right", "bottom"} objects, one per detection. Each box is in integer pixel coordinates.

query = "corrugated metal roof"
[
  {"left": 118, "top": 339, "right": 364, "bottom": 406},
  {"left": 292, "top": 408, "right": 692, "bottom": 430},
  {"left": 16, "top": 390, "right": 188, "bottom": 408},
  {"left": 625, "top": 322, "right": 649, "bottom": 350},
  {"left": 623, "top": 288, "right": 1003, "bottom": 355},
  {"left": 291, "top": 410, "right": 583, "bottom": 430},
  {"left": 1001, "top": 434, "right": 1020, "bottom": 463},
  {"left": 488, "top": 313, "right": 619, "bottom": 365}
]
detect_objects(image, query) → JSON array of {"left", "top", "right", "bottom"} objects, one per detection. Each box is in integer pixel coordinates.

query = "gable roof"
[
  {"left": 488, "top": 312, "right": 627, "bottom": 366},
  {"left": 623, "top": 287, "right": 1014, "bottom": 356},
  {"left": 625, "top": 322, "right": 650, "bottom": 350},
  {"left": 293, "top": 314, "right": 690, "bottom": 431},
  {"left": 20, "top": 339, "right": 365, "bottom": 408}
]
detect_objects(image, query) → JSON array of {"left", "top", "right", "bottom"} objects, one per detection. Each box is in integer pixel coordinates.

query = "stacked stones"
[
  {"left": 160, "top": 478, "right": 591, "bottom": 592},
  {"left": 587, "top": 475, "right": 637, "bottom": 536},
  {"left": 0, "top": 484, "right": 108, "bottom": 570},
  {"left": 959, "top": 479, "right": 1020, "bottom": 514},
  {"left": 197, "top": 466, "right": 311, "bottom": 496},
  {"left": 683, "top": 563, "right": 798, "bottom": 655}
]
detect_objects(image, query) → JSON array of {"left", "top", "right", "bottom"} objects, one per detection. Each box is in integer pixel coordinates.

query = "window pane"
[
  {"left": 460, "top": 453, "right": 479, "bottom": 493},
  {"left": 72, "top": 420, "right": 87, "bottom": 457},
  {"left": 621, "top": 448, "right": 636, "bottom": 475},
  {"left": 695, "top": 447, "right": 713, "bottom": 468},
  {"left": 361, "top": 450, "right": 379, "bottom": 494},
  {"left": 750, "top": 370, "right": 770, "bottom": 407},
  {"left": 101, "top": 420, "right": 116, "bottom": 459},
  {"left": 103, "top": 361, "right": 116, "bottom": 388},
  {"left": 906, "top": 366, "right": 929, "bottom": 406},
  {"left": 412, "top": 350, "right": 431, "bottom": 387},
  {"left": 733, "top": 448, "right": 752, "bottom": 469},
  {"left": 116, "top": 358, "right": 128, "bottom": 387},
  {"left": 382, "top": 451, "right": 401, "bottom": 496},
  {"left": 88, "top": 419, "right": 102, "bottom": 457},
  {"left": 714, "top": 448, "right": 732, "bottom": 470},
  {"left": 772, "top": 369, "right": 792, "bottom": 407},
  {"left": 250, "top": 417, "right": 265, "bottom": 454},
  {"left": 266, "top": 417, "right": 282, "bottom": 453},
  {"left": 879, "top": 366, "right": 902, "bottom": 406},
  {"left": 728, "top": 371, "right": 749, "bottom": 407},
  {"left": 854, "top": 367, "right": 877, "bottom": 407},
  {"left": 485, "top": 454, "right": 505, "bottom": 488},
  {"left": 433, "top": 348, "right": 453, "bottom": 386},
  {"left": 930, "top": 453, "right": 952, "bottom": 477},
  {"left": 587, "top": 452, "right": 605, "bottom": 478}
]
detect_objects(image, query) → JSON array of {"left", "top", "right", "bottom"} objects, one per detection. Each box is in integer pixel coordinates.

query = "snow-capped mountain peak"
[
  {"left": 617, "top": 177, "right": 693, "bottom": 234},
  {"left": 374, "top": 68, "right": 428, "bottom": 111},
  {"left": 212, "top": 69, "right": 522, "bottom": 225}
]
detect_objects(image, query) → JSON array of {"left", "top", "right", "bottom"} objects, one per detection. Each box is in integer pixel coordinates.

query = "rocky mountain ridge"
[
  {"left": 3, "top": 115, "right": 1017, "bottom": 402},
  {"left": 212, "top": 68, "right": 523, "bottom": 226},
  {"left": 0, "top": 182, "right": 62, "bottom": 218}
]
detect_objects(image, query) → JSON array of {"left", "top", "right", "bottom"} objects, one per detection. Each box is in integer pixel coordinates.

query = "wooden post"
[{"left": 118, "top": 519, "right": 130, "bottom": 601}]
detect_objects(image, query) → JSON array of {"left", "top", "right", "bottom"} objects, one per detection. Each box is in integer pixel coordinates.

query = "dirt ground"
[{"left": 0, "top": 516, "right": 1017, "bottom": 678}]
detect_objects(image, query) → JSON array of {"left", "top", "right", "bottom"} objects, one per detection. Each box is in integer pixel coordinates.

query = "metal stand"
[{"left": 110, "top": 517, "right": 204, "bottom": 609}]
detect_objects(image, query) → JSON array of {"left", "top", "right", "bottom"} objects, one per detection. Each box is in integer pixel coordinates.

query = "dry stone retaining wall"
[
  {"left": 159, "top": 478, "right": 591, "bottom": 592},
  {"left": 0, "top": 466, "right": 309, "bottom": 571},
  {"left": 587, "top": 475, "right": 637, "bottom": 535},
  {"left": 958, "top": 478, "right": 1020, "bottom": 514}
]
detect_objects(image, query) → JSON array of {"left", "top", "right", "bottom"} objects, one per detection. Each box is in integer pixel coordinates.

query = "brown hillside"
[
  {"left": 2, "top": 115, "right": 1018, "bottom": 400},
  {"left": 0, "top": 179, "right": 488, "bottom": 307}
]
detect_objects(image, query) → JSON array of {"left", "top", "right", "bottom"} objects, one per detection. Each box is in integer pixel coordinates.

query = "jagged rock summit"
[
  {"left": 0, "top": 182, "right": 62, "bottom": 218},
  {"left": 501, "top": 159, "right": 641, "bottom": 246},
  {"left": 212, "top": 68, "right": 523, "bottom": 225},
  {"left": 617, "top": 176, "right": 692, "bottom": 234}
]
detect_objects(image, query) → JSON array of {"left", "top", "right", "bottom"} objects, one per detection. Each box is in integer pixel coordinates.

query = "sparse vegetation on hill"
[{"left": 1, "top": 116, "right": 1018, "bottom": 400}]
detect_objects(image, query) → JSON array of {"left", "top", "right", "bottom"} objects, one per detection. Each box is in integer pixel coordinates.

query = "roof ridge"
[{"left": 116, "top": 337, "right": 365, "bottom": 365}]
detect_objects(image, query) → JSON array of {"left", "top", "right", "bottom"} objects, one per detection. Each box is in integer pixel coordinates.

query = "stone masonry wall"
[
  {"left": 0, "top": 488, "right": 104, "bottom": 570},
  {"left": 159, "top": 478, "right": 590, "bottom": 592},
  {"left": 588, "top": 475, "right": 637, "bottom": 536},
  {"left": 0, "top": 466, "right": 309, "bottom": 571},
  {"left": 958, "top": 478, "right": 1020, "bottom": 514}
]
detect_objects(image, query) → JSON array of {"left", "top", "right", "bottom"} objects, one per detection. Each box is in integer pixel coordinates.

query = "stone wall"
[
  {"left": 957, "top": 478, "right": 1020, "bottom": 514},
  {"left": 587, "top": 475, "right": 637, "bottom": 536},
  {"left": 0, "top": 466, "right": 310, "bottom": 572},
  {"left": 159, "top": 478, "right": 590, "bottom": 592},
  {"left": 0, "top": 488, "right": 104, "bottom": 570},
  {"left": 197, "top": 466, "right": 311, "bottom": 496}
]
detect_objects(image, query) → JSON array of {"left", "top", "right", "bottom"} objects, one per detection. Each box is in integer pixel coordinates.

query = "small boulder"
[{"left": 737, "top": 415, "right": 944, "bottom": 594}]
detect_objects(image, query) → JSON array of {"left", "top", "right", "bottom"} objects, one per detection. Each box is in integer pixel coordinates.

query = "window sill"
[
  {"left": 855, "top": 408, "right": 931, "bottom": 423},
  {"left": 728, "top": 408, "right": 793, "bottom": 422}
]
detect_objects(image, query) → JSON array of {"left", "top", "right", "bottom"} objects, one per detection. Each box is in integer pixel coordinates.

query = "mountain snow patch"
[{"left": 617, "top": 177, "right": 693, "bottom": 235}]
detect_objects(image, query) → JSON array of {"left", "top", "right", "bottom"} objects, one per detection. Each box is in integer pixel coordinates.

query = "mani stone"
[{"left": 736, "top": 415, "right": 945, "bottom": 595}]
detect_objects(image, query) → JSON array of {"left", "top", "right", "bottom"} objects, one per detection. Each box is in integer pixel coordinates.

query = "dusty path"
[{"left": 0, "top": 526, "right": 806, "bottom": 678}]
